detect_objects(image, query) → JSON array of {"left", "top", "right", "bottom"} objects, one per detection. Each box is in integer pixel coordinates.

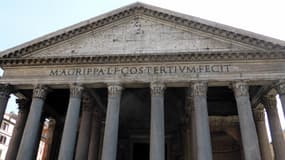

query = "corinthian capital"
[
  {"left": 150, "top": 82, "right": 165, "bottom": 96},
  {"left": 70, "top": 84, "right": 84, "bottom": 98},
  {"left": 0, "top": 84, "right": 13, "bottom": 98},
  {"left": 253, "top": 108, "right": 265, "bottom": 121},
  {"left": 33, "top": 85, "right": 48, "bottom": 99},
  {"left": 261, "top": 95, "right": 276, "bottom": 111},
  {"left": 191, "top": 82, "right": 207, "bottom": 96},
  {"left": 276, "top": 81, "right": 285, "bottom": 95},
  {"left": 232, "top": 82, "right": 248, "bottom": 97},
  {"left": 108, "top": 83, "right": 123, "bottom": 97}
]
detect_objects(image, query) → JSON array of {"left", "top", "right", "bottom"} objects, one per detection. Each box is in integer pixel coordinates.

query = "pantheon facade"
[{"left": 0, "top": 2, "right": 285, "bottom": 160}]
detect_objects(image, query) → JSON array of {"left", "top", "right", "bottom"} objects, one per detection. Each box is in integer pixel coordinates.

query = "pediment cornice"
[
  {"left": 1, "top": 51, "right": 285, "bottom": 67},
  {"left": 1, "top": 2, "right": 285, "bottom": 59}
]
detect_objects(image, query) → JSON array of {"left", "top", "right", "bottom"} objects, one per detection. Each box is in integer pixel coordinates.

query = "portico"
[{"left": 0, "top": 2, "right": 285, "bottom": 160}]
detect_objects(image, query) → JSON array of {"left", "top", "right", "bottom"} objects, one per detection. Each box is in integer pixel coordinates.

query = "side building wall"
[{"left": 0, "top": 113, "right": 16, "bottom": 160}]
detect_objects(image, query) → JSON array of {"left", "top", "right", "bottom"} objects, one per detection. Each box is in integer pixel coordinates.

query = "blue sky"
[
  {"left": 0, "top": 0, "right": 135, "bottom": 50},
  {"left": 1, "top": 0, "right": 285, "bottom": 133}
]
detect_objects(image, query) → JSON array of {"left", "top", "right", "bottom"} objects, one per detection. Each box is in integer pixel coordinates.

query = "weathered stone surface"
[
  {"left": 58, "top": 85, "right": 83, "bottom": 160},
  {"left": 2, "top": 3, "right": 285, "bottom": 160},
  {"left": 101, "top": 84, "right": 123, "bottom": 160},
  {"left": 27, "top": 16, "right": 250, "bottom": 58},
  {"left": 2, "top": 60, "right": 285, "bottom": 89}
]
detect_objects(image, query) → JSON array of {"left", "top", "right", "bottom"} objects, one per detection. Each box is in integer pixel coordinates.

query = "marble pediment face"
[{"left": 26, "top": 16, "right": 256, "bottom": 58}]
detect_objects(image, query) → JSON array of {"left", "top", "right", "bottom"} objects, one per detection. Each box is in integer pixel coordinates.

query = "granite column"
[
  {"left": 253, "top": 108, "right": 273, "bottom": 160},
  {"left": 150, "top": 82, "right": 165, "bottom": 160},
  {"left": 232, "top": 82, "right": 261, "bottom": 160},
  {"left": 276, "top": 82, "right": 285, "bottom": 117},
  {"left": 184, "top": 88, "right": 192, "bottom": 160},
  {"left": 16, "top": 85, "right": 48, "bottom": 160},
  {"left": 191, "top": 82, "right": 212, "bottom": 160},
  {"left": 101, "top": 84, "right": 123, "bottom": 160},
  {"left": 5, "top": 99, "right": 30, "bottom": 160},
  {"left": 0, "top": 84, "right": 13, "bottom": 123},
  {"left": 58, "top": 84, "right": 83, "bottom": 160},
  {"left": 88, "top": 109, "right": 102, "bottom": 160},
  {"left": 262, "top": 95, "right": 285, "bottom": 160},
  {"left": 75, "top": 93, "right": 93, "bottom": 160}
]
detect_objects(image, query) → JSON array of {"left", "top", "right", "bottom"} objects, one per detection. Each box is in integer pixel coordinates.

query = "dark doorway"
[{"left": 133, "top": 143, "right": 149, "bottom": 160}]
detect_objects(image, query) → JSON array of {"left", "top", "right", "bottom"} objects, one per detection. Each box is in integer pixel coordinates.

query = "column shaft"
[
  {"left": 253, "top": 108, "right": 273, "bottom": 160},
  {"left": 191, "top": 82, "right": 212, "bottom": 160},
  {"left": 32, "top": 115, "right": 46, "bottom": 160},
  {"left": 88, "top": 110, "right": 102, "bottom": 160},
  {"left": 184, "top": 88, "right": 195, "bottom": 160},
  {"left": 0, "top": 85, "right": 13, "bottom": 123},
  {"left": 276, "top": 82, "right": 285, "bottom": 117},
  {"left": 150, "top": 83, "right": 165, "bottom": 160},
  {"left": 101, "top": 84, "right": 123, "bottom": 160},
  {"left": 5, "top": 99, "right": 29, "bottom": 160},
  {"left": 262, "top": 95, "right": 285, "bottom": 160},
  {"left": 233, "top": 82, "right": 261, "bottom": 160},
  {"left": 75, "top": 93, "right": 93, "bottom": 160},
  {"left": 16, "top": 86, "right": 48, "bottom": 160},
  {"left": 58, "top": 85, "right": 83, "bottom": 160}
]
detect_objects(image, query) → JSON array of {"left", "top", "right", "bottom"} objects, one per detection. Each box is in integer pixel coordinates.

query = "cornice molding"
[
  {"left": 1, "top": 3, "right": 284, "bottom": 59},
  {"left": 1, "top": 51, "right": 285, "bottom": 67}
]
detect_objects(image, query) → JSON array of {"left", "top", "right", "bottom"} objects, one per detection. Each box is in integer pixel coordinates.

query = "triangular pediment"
[
  {"left": 1, "top": 2, "right": 284, "bottom": 58},
  {"left": 26, "top": 16, "right": 256, "bottom": 58}
]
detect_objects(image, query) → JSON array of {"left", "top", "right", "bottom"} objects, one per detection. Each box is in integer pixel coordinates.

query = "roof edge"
[{"left": 1, "top": 2, "right": 285, "bottom": 58}]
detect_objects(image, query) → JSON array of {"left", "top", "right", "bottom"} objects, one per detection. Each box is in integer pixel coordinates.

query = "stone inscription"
[{"left": 49, "top": 64, "right": 231, "bottom": 77}]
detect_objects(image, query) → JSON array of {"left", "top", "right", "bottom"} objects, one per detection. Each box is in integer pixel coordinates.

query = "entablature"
[{"left": 1, "top": 51, "right": 285, "bottom": 67}]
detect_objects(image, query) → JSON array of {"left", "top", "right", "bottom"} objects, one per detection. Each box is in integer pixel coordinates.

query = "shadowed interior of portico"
[{"left": 16, "top": 86, "right": 259, "bottom": 160}]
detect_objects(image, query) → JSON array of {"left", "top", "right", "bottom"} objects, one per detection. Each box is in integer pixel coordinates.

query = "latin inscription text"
[{"left": 49, "top": 64, "right": 231, "bottom": 77}]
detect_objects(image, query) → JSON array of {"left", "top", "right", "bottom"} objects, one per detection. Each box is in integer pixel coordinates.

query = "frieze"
[
  {"left": 2, "top": 56, "right": 285, "bottom": 87},
  {"left": 49, "top": 64, "right": 230, "bottom": 77}
]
